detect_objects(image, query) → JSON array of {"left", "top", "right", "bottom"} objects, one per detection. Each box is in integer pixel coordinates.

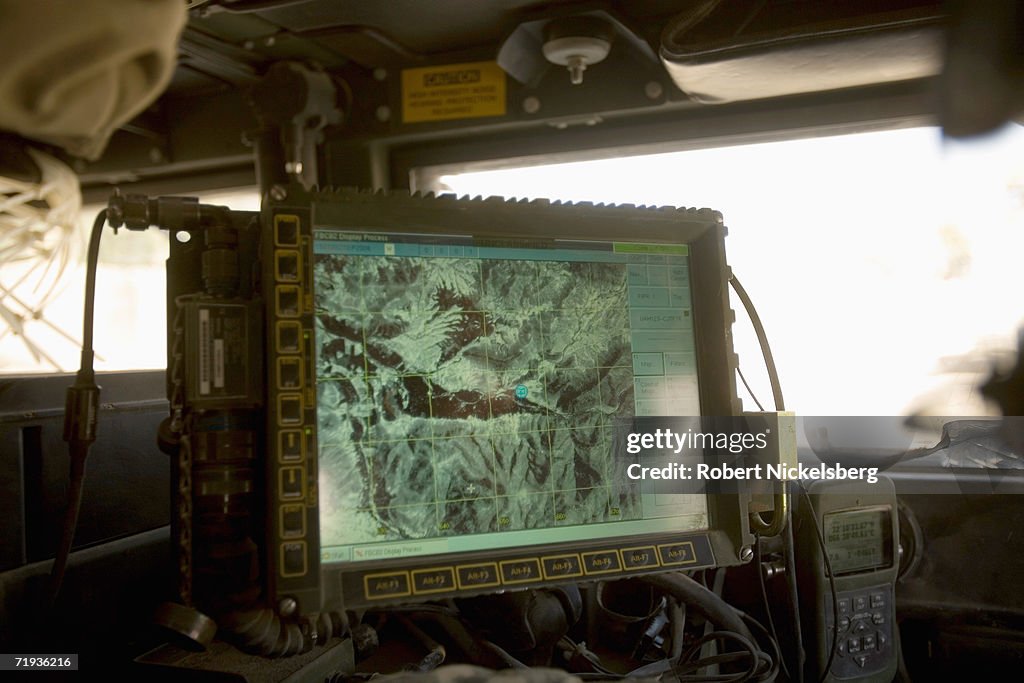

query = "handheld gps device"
[
  {"left": 164, "top": 187, "right": 765, "bottom": 643},
  {"left": 795, "top": 477, "right": 900, "bottom": 682}
]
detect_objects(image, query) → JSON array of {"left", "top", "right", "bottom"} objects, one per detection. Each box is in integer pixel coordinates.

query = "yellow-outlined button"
[
  {"left": 411, "top": 567, "right": 456, "bottom": 595},
  {"left": 541, "top": 554, "right": 584, "bottom": 580},
  {"left": 276, "top": 321, "right": 302, "bottom": 353},
  {"left": 277, "top": 356, "right": 303, "bottom": 390},
  {"left": 621, "top": 546, "right": 660, "bottom": 571},
  {"left": 364, "top": 571, "right": 411, "bottom": 600},
  {"left": 275, "top": 249, "right": 301, "bottom": 282},
  {"left": 278, "top": 393, "right": 303, "bottom": 426},
  {"left": 657, "top": 541, "right": 698, "bottom": 567},
  {"left": 280, "top": 541, "right": 307, "bottom": 577},
  {"left": 581, "top": 550, "right": 621, "bottom": 575},
  {"left": 456, "top": 562, "right": 500, "bottom": 590},
  {"left": 274, "top": 214, "right": 300, "bottom": 247},
  {"left": 280, "top": 503, "right": 306, "bottom": 539},
  {"left": 279, "top": 429, "right": 304, "bottom": 462},
  {"left": 279, "top": 466, "right": 305, "bottom": 500},
  {"left": 276, "top": 285, "right": 301, "bottom": 318},
  {"left": 499, "top": 558, "right": 542, "bottom": 585}
]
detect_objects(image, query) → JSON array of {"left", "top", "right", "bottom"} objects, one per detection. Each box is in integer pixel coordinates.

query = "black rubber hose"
[
  {"left": 80, "top": 210, "right": 106, "bottom": 367},
  {"left": 641, "top": 573, "right": 754, "bottom": 642},
  {"left": 50, "top": 209, "right": 108, "bottom": 609},
  {"left": 46, "top": 443, "right": 87, "bottom": 608}
]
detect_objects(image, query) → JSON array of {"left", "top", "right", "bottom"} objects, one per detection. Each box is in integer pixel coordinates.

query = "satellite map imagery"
[{"left": 314, "top": 246, "right": 644, "bottom": 553}]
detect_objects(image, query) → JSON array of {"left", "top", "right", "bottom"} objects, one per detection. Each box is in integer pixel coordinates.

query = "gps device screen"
[
  {"left": 823, "top": 508, "right": 893, "bottom": 574},
  {"left": 312, "top": 230, "right": 707, "bottom": 565}
]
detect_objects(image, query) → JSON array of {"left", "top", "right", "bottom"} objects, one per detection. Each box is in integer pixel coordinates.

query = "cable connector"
[
  {"left": 62, "top": 367, "right": 100, "bottom": 446},
  {"left": 107, "top": 190, "right": 201, "bottom": 232}
]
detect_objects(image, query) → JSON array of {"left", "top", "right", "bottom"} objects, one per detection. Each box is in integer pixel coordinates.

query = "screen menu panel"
[{"left": 312, "top": 230, "right": 705, "bottom": 564}]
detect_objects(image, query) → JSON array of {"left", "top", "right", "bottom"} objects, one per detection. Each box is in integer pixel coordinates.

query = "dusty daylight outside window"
[
  {"left": 0, "top": 188, "right": 259, "bottom": 375},
  {"left": 413, "top": 125, "right": 1024, "bottom": 421}
]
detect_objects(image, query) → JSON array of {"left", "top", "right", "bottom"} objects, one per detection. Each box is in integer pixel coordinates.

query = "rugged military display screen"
[
  {"left": 823, "top": 508, "right": 893, "bottom": 575},
  {"left": 312, "top": 229, "right": 708, "bottom": 565}
]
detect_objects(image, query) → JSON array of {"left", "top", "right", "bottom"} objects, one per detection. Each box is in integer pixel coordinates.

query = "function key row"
[{"left": 361, "top": 543, "right": 700, "bottom": 600}]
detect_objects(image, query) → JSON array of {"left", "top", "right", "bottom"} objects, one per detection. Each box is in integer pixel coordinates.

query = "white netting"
[{"left": 0, "top": 147, "right": 83, "bottom": 369}]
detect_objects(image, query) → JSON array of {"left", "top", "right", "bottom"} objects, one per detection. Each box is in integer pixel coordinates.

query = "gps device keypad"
[{"left": 827, "top": 584, "right": 894, "bottom": 676}]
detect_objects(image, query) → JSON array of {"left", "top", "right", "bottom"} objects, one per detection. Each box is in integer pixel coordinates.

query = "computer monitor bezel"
[{"left": 261, "top": 189, "right": 752, "bottom": 614}]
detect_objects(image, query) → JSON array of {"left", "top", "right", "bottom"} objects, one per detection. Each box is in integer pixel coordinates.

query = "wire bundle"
[{"left": 0, "top": 148, "right": 83, "bottom": 368}]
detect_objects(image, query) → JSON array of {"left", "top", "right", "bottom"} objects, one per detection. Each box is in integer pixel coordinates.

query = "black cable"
[
  {"left": 729, "top": 274, "right": 785, "bottom": 411},
  {"left": 640, "top": 572, "right": 783, "bottom": 682},
  {"left": 627, "top": 631, "right": 768, "bottom": 682},
  {"left": 799, "top": 486, "right": 840, "bottom": 683},
  {"left": 784, "top": 498, "right": 806, "bottom": 683},
  {"left": 674, "top": 631, "right": 762, "bottom": 683},
  {"left": 566, "top": 572, "right": 778, "bottom": 682},
  {"left": 81, "top": 209, "right": 106, "bottom": 368},
  {"left": 480, "top": 640, "right": 528, "bottom": 669},
  {"left": 755, "top": 541, "right": 790, "bottom": 682},
  {"left": 51, "top": 209, "right": 108, "bottom": 608},
  {"left": 894, "top": 617, "right": 912, "bottom": 683},
  {"left": 46, "top": 442, "right": 87, "bottom": 608},
  {"left": 669, "top": 599, "right": 686, "bottom": 661},
  {"left": 737, "top": 367, "right": 765, "bottom": 411},
  {"left": 558, "top": 637, "right": 618, "bottom": 677},
  {"left": 641, "top": 573, "right": 754, "bottom": 643},
  {"left": 739, "top": 612, "right": 782, "bottom": 683},
  {"left": 701, "top": 568, "right": 728, "bottom": 677}
]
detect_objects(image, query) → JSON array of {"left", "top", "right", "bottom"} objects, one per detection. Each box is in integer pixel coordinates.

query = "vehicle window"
[
  {"left": 0, "top": 188, "right": 259, "bottom": 375},
  {"left": 416, "top": 125, "right": 1024, "bottom": 417}
]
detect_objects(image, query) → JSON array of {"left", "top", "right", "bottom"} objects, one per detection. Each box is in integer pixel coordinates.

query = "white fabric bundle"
[{"left": 0, "top": 0, "right": 186, "bottom": 160}]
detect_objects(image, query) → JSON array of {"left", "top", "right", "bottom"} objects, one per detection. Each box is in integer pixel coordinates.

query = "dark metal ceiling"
[
  {"left": 177, "top": 0, "right": 942, "bottom": 94},
  {"left": 79, "top": 0, "right": 1024, "bottom": 198},
  {"left": 176, "top": 0, "right": 690, "bottom": 96}
]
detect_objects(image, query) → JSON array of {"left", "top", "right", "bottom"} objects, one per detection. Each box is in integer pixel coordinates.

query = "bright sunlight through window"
[
  {"left": 419, "top": 126, "right": 1024, "bottom": 417},
  {"left": 0, "top": 188, "right": 260, "bottom": 375}
]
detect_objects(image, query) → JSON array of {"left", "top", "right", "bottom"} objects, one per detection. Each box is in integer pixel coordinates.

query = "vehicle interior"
[{"left": 1, "top": 1, "right": 1023, "bottom": 681}]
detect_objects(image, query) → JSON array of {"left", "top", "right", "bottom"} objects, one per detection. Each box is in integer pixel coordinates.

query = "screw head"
[
  {"left": 270, "top": 185, "right": 288, "bottom": 202},
  {"left": 740, "top": 546, "right": 754, "bottom": 563},
  {"left": 375, "top": 105, "right": 391, "bottom": 122},
  {"left": 242, "top": 39, "right": 255, "bottom": 50},
  {"left": 278, "top": 597, "right": 297, "bottom": 617},
  {"left": 522, "top": 96, "right": 541, "bottom": 114},
  {"left": 645, "top": 81, "right": 664, "bottom": 100},
  {"left": 373, "top": 67, "right": 388, "bottom": 81}
]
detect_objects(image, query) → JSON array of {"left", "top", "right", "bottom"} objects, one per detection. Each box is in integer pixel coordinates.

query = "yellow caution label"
[{"left": 401, "top": 61, "right": 506, "bottom": 123}]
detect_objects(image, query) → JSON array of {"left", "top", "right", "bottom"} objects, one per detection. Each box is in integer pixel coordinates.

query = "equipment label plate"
[
  {"left": 190, "top": 303, "right": 249, "bottom": 400},
  {"left": 401, "top": 61, "right": 506, "bottom": 123}
]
